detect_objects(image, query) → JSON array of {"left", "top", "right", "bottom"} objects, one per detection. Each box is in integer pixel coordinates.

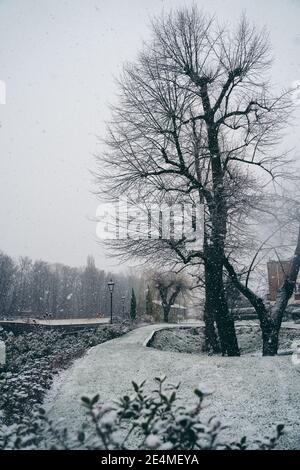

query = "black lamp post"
[{"left": 108, "top": 279, "right": 115, "bottom": 324}]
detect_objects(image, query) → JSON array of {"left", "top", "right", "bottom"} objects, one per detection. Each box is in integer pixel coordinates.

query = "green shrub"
[
  {"left": 0, "top": 323, "right": 132, "bottom": 428},
  {"left": 2, "top": 377, "right": 283, "bottom": 450}
]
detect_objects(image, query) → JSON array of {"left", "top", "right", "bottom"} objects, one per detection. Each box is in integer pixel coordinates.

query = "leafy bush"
[
  {"left": 73, "top": 377, "right": 284, "bottom": 450},
  {"left": 2, "top": 377, "right": 283, "bottom": 450},
  {"left": 0, "top": 323, "right": 132, "bottom": 428}
]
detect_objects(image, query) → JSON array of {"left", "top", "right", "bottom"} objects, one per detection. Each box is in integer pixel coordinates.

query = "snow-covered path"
[{"left": 44, "top": 323, "right": 300, "bottom": 449}]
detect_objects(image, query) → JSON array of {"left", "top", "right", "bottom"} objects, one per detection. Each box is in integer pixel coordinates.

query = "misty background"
[{"left": 0, "top": 0, "right": 299, "bottom": 270}]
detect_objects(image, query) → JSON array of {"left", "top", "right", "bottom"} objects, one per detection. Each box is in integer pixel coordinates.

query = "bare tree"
[
  {"left": 152, "top": 272, "right": 190, "bottom": 323},
  {"left": 224, "top": 194, "right": 300, "bottom": 355},
  {"left": 96, "top": 7, "right": 293, "bottom": 356},
  {"left": 0, "top": 252, "right": 17, "bottom": 318},
  {"left": 15, "top": 256, "right": 33, "bottom": 312},
  {"left": 0, "top": 250, "right": 143, "bottom": 321}
]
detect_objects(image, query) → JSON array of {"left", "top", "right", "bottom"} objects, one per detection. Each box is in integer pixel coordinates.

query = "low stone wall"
[{"left": 0, "top": 321, "right": 106, "bottom": 336}]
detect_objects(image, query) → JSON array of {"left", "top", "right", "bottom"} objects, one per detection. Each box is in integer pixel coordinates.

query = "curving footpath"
[{"left": 44, "top": 323, "right": 300, "bottom": 449}]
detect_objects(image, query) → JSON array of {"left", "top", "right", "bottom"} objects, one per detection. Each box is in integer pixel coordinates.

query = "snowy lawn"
[
  {"left": 43, "top": 323, "right": 300, "bottom": 449},
  {"left": 150, "top": 323, "right": 300, "bottom": 355}
]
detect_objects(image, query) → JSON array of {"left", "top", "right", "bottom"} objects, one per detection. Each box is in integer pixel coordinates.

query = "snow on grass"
[
  {"left": 44, "top": 323, "right": 300, "bottom": 450},
  {"left": 150, "top": 324, "right": 300, "bottom": 355}
]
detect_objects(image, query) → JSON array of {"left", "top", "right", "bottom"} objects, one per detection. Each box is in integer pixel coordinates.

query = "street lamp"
[
  {"left": 107, "top": 279, "right": 115, "bottom": 324},
  {"left": 121, "top": 295, "right": 126, "bottom": 317}
]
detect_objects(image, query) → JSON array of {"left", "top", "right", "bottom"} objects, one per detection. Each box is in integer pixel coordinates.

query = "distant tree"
[
  {"left": 72, "top": 269, "right": 85, "bottom": 317},
  {"left": 30, "top": 260, "right": 51, "bottom": 316},
  {"left": 130, "top": 288, "right": 137, "bottom": 321},
  {"left": 154, "top": 273, "right": 189, "bottom": 323},
  {"left": 46, "top": 264, "right": 60, "bottom": 317},
  {"left": 0, "top": 252, "right": 17, "bottom": 318},
  {"left": 15, "top": 257, "right": 33, "bottom": 312},
  {"left": 0, "top": 250, "right": 143, "bottom": 321},
  {"left": 53, "top": 265, "right": 76, "bottom": 318},
  {"left": 82, "top": 256, "right": 100, "bottom": 317}
]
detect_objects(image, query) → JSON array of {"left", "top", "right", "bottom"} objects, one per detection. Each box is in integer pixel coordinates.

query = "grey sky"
[{"left": 0, "top": 0, "right": 299, "bottom": 270}]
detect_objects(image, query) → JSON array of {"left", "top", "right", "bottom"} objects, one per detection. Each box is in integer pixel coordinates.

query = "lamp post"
[
  {"left": 121, "top": 295, "right": 126, "bottom": 318},
  {"left": 107, "top": 279, "right": 115, "bottom": 324}
]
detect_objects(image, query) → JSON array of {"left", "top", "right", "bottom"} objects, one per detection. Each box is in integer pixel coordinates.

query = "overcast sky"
[{"left": 0, "top": 0, "right": 299, "bottom": 270}]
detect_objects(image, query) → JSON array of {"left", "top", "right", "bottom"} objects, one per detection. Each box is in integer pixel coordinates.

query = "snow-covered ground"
[
  {"left": 44, "top": 323, "right": 300, "bottom": 449},
  {"left": 150, "top": 323, "right": 300, "bottom": 355},
  {"left": 0, "top": 340, "right": 5, "bottom": 365}
]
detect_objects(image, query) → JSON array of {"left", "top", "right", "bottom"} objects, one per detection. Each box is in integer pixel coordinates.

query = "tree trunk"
[
  {"left": 203, "top": 263, "right": 221, "bottom": 353},
  {"left": 163, "top": 304, "right": 170, "bottom": 323},
  {"left": 251, "top": 301, "right": 279, "bottom": 356},
  {"left": 263, "top": 271, "right": 300, "bottom": 355},
  {"left": 205, "top": 254, "right": 240, "bottom": 356},
  {"left": 203, "top": 305, "right": 220, "bottom": 353},
  {"left": 224, "top": 257, "right": 276, "bottom": 355},
  {"left": 264, "top": 229, "right": 300, "bottom": 354},
  {"left": 193, "top": 82, "right": 240, "bottom": 356},
  {"left": 262, "top": 322, "right": 280, "bottom": 356}
]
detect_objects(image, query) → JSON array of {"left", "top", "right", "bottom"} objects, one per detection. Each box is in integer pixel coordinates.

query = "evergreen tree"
[
  {"left": 130, "top": 288, "right": 137, "bottom": 321},
  {"left": 82, "top": 255, "right": 100, "bottom": 316}
]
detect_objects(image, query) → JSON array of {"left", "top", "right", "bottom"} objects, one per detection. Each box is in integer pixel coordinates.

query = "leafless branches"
[{"left": 95, "top": 6, "right": 296, "bottom": 308}]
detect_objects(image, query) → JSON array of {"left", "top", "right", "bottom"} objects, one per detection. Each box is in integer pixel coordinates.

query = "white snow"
[
  {"left": 0, "top": 340, "right": 5, "bottom": 366},
  {"left": 44, "top": 322, "right": 300, "bottom": 449},
  {"left": 153, "top": 300, "right": 187, "bottom": 309},
  {"left": 291, "top": 340, "right": 300, "bottom": 372},
  {"left": 145, "top": 435, "right": 161, "bottom": 449}
]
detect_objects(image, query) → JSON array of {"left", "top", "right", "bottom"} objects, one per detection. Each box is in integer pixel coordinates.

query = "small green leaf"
[
  {"left": 132, "top": 381, "right": 139, "bottom": 392},
  {"left": 91, "top": 394, "right": 99, "bottom": 405},
  {"left": 194, "top": 388, "right": 203, "bottom": 398},
  {"left": 81, "top": 396, "right": 91, "bottom": 406}
]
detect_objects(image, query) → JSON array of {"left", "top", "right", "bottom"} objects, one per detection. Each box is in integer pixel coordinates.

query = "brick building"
[{"left": 267, "top": 260, "right": 300, "bottom": 302}]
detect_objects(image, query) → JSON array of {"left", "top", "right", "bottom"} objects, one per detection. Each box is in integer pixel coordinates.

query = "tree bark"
[
  {"left": 203, "top": 302, "right": 220, "bottom": 353},
  {"left": 203, "top": 261, "right": 221, "bottom": 353},
  {"left": 261, "top": 323, "right": 280, "bottom": 356},
  {"left": 158, "top": 284, "right": 180, "bottom": 323},
  {"left": 162, "top": 304, "right": 170, "bottom": 323},
  {"left": 204, "top": 250, "right": 240, "bottom": 356},
  {"left": 199, "top": 85, "right": 239, "bottom": 356}
]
